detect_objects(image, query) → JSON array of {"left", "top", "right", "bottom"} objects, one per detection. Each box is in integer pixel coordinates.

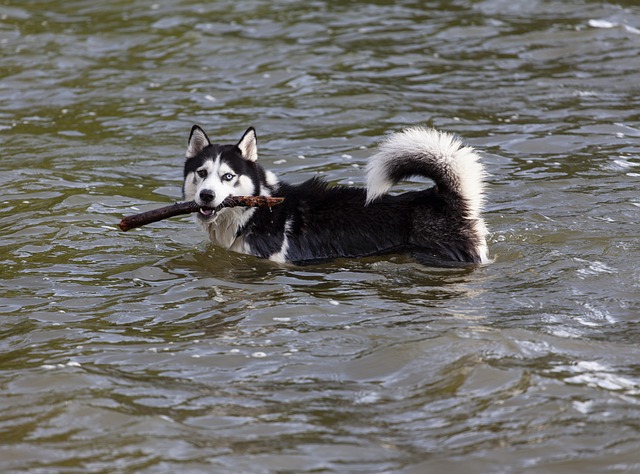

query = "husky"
[{"left": 182, "top": 125, "right": 489, "bottom": 265}]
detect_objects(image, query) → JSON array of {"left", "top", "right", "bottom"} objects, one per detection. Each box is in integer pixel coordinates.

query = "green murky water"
[{"left": 1, "top": 1, "right": 639, "bottom": 472}]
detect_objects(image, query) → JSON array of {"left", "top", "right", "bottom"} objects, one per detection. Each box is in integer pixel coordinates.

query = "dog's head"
[{"left": 183, "top": 126, "right": 259, "bottom": 223}]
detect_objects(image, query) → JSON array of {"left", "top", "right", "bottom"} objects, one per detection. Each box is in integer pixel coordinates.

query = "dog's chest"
[{"left": 203, "top": 208, "right": 255, "bottom": 252}]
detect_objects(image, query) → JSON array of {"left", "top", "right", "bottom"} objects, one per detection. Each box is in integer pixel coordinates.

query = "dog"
[{"left": 182, "top": 125, "right": 489, "bottom": 265}]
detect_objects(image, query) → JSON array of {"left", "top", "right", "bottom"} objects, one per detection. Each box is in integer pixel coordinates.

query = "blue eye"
[{"left": 222, "top": 173, "right": 235, "bottom": 182}]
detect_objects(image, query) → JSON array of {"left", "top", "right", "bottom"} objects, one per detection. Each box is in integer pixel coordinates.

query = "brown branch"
[{"left": 118, "top": 196, "right": 284, "bottom": 232}]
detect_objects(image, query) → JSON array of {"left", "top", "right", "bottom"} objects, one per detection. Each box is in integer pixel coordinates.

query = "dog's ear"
[
  {"left": 186, "top": 125, "right": 211, "bottom": 159},
  {"left": 237, "top": 127, "right": 258, "bottom": 162}
]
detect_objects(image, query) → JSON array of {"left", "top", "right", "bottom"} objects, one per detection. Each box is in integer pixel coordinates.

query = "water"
[{"left": 1, "top": 1, "right": 639, "bottom": 472}]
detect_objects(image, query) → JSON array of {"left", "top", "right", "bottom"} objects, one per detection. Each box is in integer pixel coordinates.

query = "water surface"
[{"left": 1, "top": 1, "right": 639, "bottom": 472}]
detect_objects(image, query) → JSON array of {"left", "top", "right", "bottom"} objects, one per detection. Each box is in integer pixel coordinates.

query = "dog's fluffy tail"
[{"left": 366, "top": 126, "right": 489, "bottom": 262}]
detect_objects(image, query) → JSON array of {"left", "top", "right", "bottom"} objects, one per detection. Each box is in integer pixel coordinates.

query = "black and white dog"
[{"left": 183, "top": 125, "right": 489, "bottom": 265}]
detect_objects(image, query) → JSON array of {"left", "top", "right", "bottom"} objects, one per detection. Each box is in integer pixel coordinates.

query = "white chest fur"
[{"left": 200, "top": 207, "right": 255, "bottom": 254}]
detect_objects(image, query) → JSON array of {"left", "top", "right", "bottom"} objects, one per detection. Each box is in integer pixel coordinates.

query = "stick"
[{"left": 118, "top": 196, "right": 284, "bottom": 232}]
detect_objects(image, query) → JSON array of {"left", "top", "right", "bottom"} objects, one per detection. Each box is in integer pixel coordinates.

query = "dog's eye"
[
  {"left": 222, "top": 173, "right": 235, "bottom": 182},
  {"left": 197, "top": 169, "right": 208, "bottom": 179}
]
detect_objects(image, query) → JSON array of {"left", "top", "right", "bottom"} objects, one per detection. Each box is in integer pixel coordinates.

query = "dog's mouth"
[{"left": 197, "top": 207, "right": 217, "bottom": 221}]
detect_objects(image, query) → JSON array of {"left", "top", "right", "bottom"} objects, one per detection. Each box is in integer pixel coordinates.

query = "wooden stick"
[{"left": 118, "top": 196, "right": 284, "bottom": 232}]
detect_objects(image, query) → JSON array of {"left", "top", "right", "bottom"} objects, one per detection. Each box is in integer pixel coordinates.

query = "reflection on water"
[{"left": 1, "top": 1, "right": 640, "bottom": 472}]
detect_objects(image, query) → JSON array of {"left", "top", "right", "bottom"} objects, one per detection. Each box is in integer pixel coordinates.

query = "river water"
[{"left": 1, "top": 1, "right": 639, "bottom": 472}]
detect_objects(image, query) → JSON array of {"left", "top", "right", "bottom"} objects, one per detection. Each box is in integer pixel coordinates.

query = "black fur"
[{"left": 240, "top": 177, "right": 480, "bottom": 265}]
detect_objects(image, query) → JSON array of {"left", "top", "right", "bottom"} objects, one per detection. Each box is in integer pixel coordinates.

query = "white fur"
[
  {"left": 476, "top": 230, "right": 489, "bottom": 264},
  {"left": 268, "top": 218, "right": 292, "bottom": 263},
  {"left": 202, "top": 207, "right": 255, "bottom": 251},
  {"left": 265, "top": 170, "right": 279, "bottom": 190},
  {"left": 237, "top": 128, "right": 258, "bottom": 162}
]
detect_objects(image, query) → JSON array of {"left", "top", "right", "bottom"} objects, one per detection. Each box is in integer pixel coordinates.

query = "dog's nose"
[{"left": 199, "top": 189, "right": 215, "bottom": 203}]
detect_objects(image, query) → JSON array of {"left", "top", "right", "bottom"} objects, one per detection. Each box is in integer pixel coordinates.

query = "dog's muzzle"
[{"left": 196, "top": 189, "right": 218, "bottom": 221}]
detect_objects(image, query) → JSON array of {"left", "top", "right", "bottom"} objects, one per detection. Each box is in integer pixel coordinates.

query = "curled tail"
[{"left": 365, "top": 126, "right": 489, "bottom": 263}]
